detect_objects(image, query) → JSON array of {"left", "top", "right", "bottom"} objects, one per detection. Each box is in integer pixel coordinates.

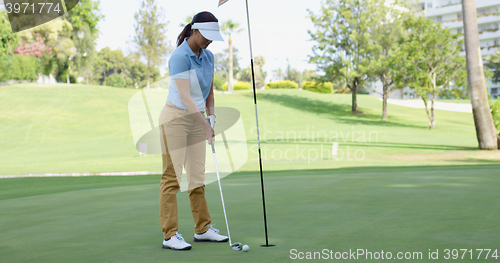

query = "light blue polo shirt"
[{"left": 167, "top": 37, "right": 214, "bottom": 111}]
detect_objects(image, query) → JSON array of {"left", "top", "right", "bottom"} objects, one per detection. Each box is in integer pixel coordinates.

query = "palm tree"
[
  {"left": 221, "top": 20, "right": 243, "bottom": 93},
  {"left": 462, "top": 0, "right": 498, "bottom": 149}
]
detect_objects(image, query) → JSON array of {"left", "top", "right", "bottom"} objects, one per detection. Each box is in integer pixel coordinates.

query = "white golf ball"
[{"left": 242, "top": 244, "right": 249, "bottom": 252}]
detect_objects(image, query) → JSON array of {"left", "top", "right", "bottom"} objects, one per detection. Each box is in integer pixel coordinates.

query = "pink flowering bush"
[{"left": 14, "top": 32, "right": 52, "bottom": 60}]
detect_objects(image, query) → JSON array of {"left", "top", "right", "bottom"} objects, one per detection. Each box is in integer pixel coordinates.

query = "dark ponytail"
[
  {"left": 177, "top": 23, "right": 193, "bottom": 47},
  {"left": 176, "top": 11, "right": 219, "bottom": 47}
]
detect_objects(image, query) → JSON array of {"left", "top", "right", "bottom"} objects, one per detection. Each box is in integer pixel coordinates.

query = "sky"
[{"left": 95, "top": 0, "right": 323, "bottom": 79}]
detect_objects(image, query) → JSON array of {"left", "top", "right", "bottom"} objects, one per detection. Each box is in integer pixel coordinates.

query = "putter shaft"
[{"left": 211, "top": 143, "right": 234, "bottom": 247}]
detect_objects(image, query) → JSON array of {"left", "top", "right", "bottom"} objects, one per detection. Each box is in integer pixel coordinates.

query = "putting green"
[{"left": 1, "top": 165, "right": 499, "bottom": 262}]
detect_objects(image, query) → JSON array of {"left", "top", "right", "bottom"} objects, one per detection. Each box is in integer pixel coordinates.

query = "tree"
[
  {"left": 400, "top": 16, "right": 467, "bottom": 129},
  {"left": 221, "top": 20, "right": 243, "bottom": 93},
  {"left": 302, "top": 69, "right": 317, "bottom": 82},
  {"left": 66, "top": 0, "right": 104, "bottom": 37},
  {"left": 1, "top": 10, "right": 19, "bottom": 81},
  {"left": 128, "top": 57, "right": 161, "bottom": 88},
  {"left": 128, "top": 60, "right": 147, "bottom": 86},
  {"left": 93, "top": 47, "right": 160, "bottom": 87},
  {"left": 214, "top": 46, "right": 241, "bottom": 78},
  {"left": 484, "top": 50, "right": 500, "bottom": 84},
  {"left": 72, "top": 23, "right": 96, "bottom": 84},
  {"left": 93, "top": 47, "right": 129, "bottom": 84},
  {"left": 9, "top": 1, "right": 103, "bottom": 82},
  {"left": 284, "top": 60, "right": 302, "bottom": 85},
  {"left": 17, "top": 18, "right": 75, "bottom": 81},
  {"left": 239, "top": 56, "right": 266, "bottom": 88},
  {"left": 462, "top": 0, "right": 498, "bottom": 149},
  {"left": 133, "top": 0, "right": 171, "bottom": 88},
  {"left": 308, "top": 0, "right": 374, "bottom": 113},
  {"left": 366, "top": 0, "right": 410, "bottom": 120},
  {"left": 104, "top": 73, "right": 126, "bottom": 88},
  {"left": 66, "top": 0, "right": 103, "bottom": 84},
  {"left": 332, "top": 78, "right": 349, "bottom": 93}
]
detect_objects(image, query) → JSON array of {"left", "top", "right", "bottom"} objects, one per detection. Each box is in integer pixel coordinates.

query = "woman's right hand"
[{"left": 203, "top": 122, "right": 215, "bottom": 145}]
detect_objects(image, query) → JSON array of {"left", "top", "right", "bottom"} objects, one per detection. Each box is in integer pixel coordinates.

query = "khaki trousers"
[{"left": 159, "top": 102, "right": 211, "bottom": 240}]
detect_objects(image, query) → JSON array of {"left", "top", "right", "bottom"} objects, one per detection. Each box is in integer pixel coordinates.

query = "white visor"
[{"left": 192, "top": 22, "right": 224, "bottom": 41}]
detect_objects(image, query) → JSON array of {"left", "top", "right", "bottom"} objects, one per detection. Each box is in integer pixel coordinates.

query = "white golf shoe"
[
  {"left": 162, "top": 233, "right": 192, "bottom": 250},
  {"left": 194, "top": 226, "right": 229, "bottom": 242}
]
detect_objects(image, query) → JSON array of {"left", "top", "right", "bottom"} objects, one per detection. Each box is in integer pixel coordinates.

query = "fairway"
[
  {"left": 1, "top": 84, "right": 499, "bottom": 175},
  {"left": 1, "top": 165, "right": 500, "bottom": 262}
]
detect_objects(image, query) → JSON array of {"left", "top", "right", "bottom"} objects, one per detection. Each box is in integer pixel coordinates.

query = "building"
[
  {"left": 420, "top": 0, "right": 500, "bottom": 59},
  {"left": 421, "top": 0, "right": 500, "bottom": 99},
  {"left": 370, "top": 0, "right": 500, "bottom": 99}
]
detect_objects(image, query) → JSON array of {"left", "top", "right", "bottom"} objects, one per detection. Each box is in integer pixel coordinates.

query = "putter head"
[{"left": 231, "top": 242, "right": 242, "bottom": 251}]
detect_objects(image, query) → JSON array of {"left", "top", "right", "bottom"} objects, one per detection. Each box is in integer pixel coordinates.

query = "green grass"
[
  {"left": 1, "top": 165, "right": 500, "bottom": 262},
  {"left": 1, "top": 84, "right": 499, "bottom": 262},
  {"left": 0, "top": 83, "right": 498, "bottom": 175},
  {"left": 0, "top": 84, "right": 139, "bottom": 175}
]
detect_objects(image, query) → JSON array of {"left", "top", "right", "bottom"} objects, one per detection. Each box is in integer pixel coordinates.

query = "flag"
[{"left": 218, "top": 0, "right": 229, "bottom": 7}]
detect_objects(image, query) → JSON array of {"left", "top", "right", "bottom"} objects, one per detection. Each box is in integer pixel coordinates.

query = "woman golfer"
[{"left": 158, "top": 11, "right": 227, "bottom": 250}]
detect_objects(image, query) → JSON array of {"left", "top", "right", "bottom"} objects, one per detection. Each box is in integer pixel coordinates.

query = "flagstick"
[
  {"left": 243, "top": 0, "right": 274, "bottom": 248},
  {"left": 218, "top": 0, "right": 273, "bottom": 248}
]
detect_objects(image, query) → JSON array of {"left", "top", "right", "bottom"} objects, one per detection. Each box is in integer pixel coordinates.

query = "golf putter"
[{"left": 211, "top": 142, "right": 242, "bottom": 251}]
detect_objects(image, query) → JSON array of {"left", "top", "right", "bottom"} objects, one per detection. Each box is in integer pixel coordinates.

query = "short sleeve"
[
  {"left": 169, "top": 54, "right": 190, "bottom": 79},
  {"left": 207, "top": 50, "right": 215, "bottom": 75}
]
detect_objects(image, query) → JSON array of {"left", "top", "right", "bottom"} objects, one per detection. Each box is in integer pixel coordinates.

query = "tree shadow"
[
  {"left": 246, "top": 92, "right": 427, "bottom": 129},
  {"left": 251, "top": 140, "right": 477, "bottom": 151},
  {"left": 232, "top": 164, "right": 500, "bottom": 177},
  {"left": 451, "top": 158, "right": 500, "bottom": 164}
]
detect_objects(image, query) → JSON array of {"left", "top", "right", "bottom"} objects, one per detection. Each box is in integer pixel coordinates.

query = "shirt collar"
[{"left": 182, "top": 37, "right": 206, "bottom": 60}]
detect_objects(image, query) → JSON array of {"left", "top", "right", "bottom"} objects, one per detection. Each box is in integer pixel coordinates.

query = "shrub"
[
  {"left": 124, "top": 77, "right": 134, "bottom": 88},
  {"left": 222, "top": 81, "right": 252, "bottom": 91},
  {"left": 490, "top": 98, "right": 500, "bottom": 132},
  {"left": 265, "top": 80, "right": 299, "bottom": 89},
  {"left": 1, "top": 14, "right": 18, "bottom": 82},
  {"left": 69, "top": 74, "right": 76, "bottom": 83},
  {"left": 234, "top": 81, "right": 251, "bottom": 90},
  {"left": 302, "top": 81, "right": 333, "bottom": 94},
  {"left": 213, "top": 76, "right": 224, "bottom": 91},
  {"left": 104, "top": 74, "right": 126, "bottom": 88},
  {"left": 59, "top": 69, "right": 76, "bottom": 83},
  {"left": 9, "top": 54, "right": 40, "bottom": 80},
  {"left": 336, "top": 87, "right": 351, "bottom": 94}
]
